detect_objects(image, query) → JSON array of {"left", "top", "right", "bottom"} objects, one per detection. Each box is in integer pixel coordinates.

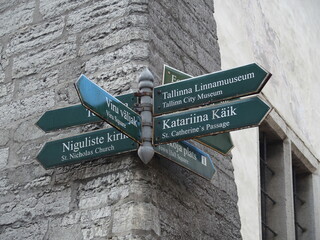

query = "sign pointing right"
[
  {"left": 155, "top": 140, "right": 216, "bottom": 180},
  {"left": 154, "top": 63, "right": 272, "bottom": 115},
  {"left": 154, "top": 96, "right": 271, "bottom": 145},
  {"left": 162, "top": 65, "right": 234, "bottom": 155}
]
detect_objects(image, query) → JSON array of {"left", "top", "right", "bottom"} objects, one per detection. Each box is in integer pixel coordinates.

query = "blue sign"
[
  {"left": 75, "top": 75, "right": 142, "bottom": 143},
  {"left": 155, "top": 140, "right": 216, "bottom": 180}
]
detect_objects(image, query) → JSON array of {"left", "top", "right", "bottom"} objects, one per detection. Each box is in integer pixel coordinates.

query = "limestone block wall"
[{"left": 0, "top": 0, "right": 241, "bottom": 239}]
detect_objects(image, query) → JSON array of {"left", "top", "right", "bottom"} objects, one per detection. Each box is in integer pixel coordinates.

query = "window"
[
  {"left": 259, "top": 115, "right": 317, "bottom": 240},
  {"left": 292, "top": 148, "right": 315, "bottom": 240},
  {"left": 260, "top": 132, "right": 277, "bottom": 239}
]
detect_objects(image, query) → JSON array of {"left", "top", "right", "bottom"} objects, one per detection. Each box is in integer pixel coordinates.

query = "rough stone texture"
[
  {"left": 0, "top": 89, "right": 55, "bottom": 125},
  {"left": 0, "top": 1, "right": 34, "bottom": 37},
  {"left": 148, "top": 0, "right": 220, "bottom": 84},
  {"left": 39, "top": 0, "right": 90, "bottom": 20},
  {"left": 78, "top": 15, "right": 149, "bottom": 56},
  {"left": 12, "top": 36, "right": 77, "bottom": 79},
  {"left": 0, "top": 129, "right": 10, "bottom": 146},
  {"left": 0, "top": 148, "right": 9, "bottom": 169},
  {"left": 0, "top": 0, "right": 241, "bottom": 239},
  {"left": 0, "top": 43, "right": 8, "bottom": 83},
  {"left": 66, "top": 0, "right": 132, "bottom": 34},
  {"left": 6, "top": 17, "right": 65, "bottom": 56}
]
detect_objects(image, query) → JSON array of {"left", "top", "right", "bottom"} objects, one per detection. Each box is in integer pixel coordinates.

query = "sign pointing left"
[
  {"left": 36, "top": 93, "right": 137, "bottom": 132},
  {"left": 37, "top": 128, "right": 138, "bottom": 169},
  {"left": 75, "top": 75, "right": 142, "bottom": 143}
]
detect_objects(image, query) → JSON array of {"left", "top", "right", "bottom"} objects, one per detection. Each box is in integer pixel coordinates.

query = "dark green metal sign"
[
  {"left": 194, "top": 133, "right": 233, "bottom": 155},
  {"left": 155, "top": 140, "right": 216, "bottom": 180},
  {"left": 36, "top": 128, "right": 138, "bottom": 169},
  {"left": 36, "top": 93, "right": 137, "bottom": 132},
  {"left": 162, "top": 65, "right": 234, "bottom": 155},
  {"left": 154, "top": 63, "right": 272, "bottom": 115},
  {"left": 75, "top": 75, "right": 142, "bottom": 143},
  {"left": 154, "top": 96, "right": 271, "bottom": 145},
  {"left": 162, "top": 64, "right": 192, "bottom": 84}
]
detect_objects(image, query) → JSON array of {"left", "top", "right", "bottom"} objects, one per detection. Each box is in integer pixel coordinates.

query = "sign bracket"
[
  {"left": 137, "top": 69, "right": 155, "bottom": 164},
  {"left": 134, "top": 91, "right": 153, "bottom": 97},
  {"left": 135, "top": 102, "right": 153, "bottom": 112}
]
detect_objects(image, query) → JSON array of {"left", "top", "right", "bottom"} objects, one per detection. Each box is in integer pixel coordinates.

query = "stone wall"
[{"left": 0, "top": 0, "right": 241, "bottom": 239}]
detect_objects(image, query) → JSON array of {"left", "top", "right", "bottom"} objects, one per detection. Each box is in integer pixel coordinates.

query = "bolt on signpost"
[{"left": 162, "top": 65, "right": 234, "bottom": 155}]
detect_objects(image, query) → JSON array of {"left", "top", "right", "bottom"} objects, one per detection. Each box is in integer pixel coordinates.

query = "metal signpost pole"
[{"left": 137, "top": 69, "right": 155, "bottom": 164}]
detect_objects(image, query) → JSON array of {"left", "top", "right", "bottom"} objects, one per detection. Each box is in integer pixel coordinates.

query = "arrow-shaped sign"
[
  {"left": 162, "top": 64, "right": 192, "bottom": 84},
  {"left": 155, "top": 140, "right": 216, "bottom": 180},
  {"left": 36, "top": 93, "right": 137, "bottom": 132},
  {"left": 154, "top": 63, "right": 271, "bottom": 115},
  {"left": 154, "top": 96, "right": 271, "bottom": 145},
  {"left": 162, "top": 65, "right": 234, "bottom": 155},
  {"left": 195, "top": 133, "right": 233, "bottom": 155},
  {"left": 75, "top": 75, "right": 142, "bottom": 143},
  {"left": 36, "top": 128, "right": 138, "bottom": 169}
]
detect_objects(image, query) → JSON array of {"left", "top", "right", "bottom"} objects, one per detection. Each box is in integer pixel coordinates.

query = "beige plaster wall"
[
  {"left": 215, "top": 0, "right": 320, "bottom": 158},
  {"left": 214, "top": 0, "right": 320, "bottom": 239}
]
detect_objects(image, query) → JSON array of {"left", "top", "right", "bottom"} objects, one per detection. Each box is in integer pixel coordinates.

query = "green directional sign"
[
  {"left": 162, "top": 65, "right": 234, "bottom": 155},
  {"left": 36, "top": 128, "right": 138, "bottom": 169},
  {"left": 154, "top": 96, "right": 271, "bottom": 145},
  {"left": 154, "top": 63, "right": 272, "bottom": 115},
  {"left": 75, "top": 75, "right": 142, "bottom": 143},
  {"left": 194, "top": 133, "right": 233, "bottom": 155},
  {"left": 155, "top": 140, "right": 216, "bottom": 180},
  {"left": 162, "top": 64, "right": 192, "bottom": 84},
  {"left": 36, "top": 93, "right": 137, "bottom": 132}
]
